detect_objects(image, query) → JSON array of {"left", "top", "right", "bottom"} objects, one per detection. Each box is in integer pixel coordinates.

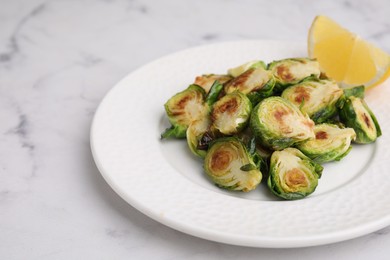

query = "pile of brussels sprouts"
[{"left": 161, "top": 58, "right": 382, "bottom": 200}]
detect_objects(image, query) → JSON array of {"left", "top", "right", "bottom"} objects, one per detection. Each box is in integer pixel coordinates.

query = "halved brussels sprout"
[
  {"left": 224, "top": 66, "right": 275, "bottom": 95},
  {"left": 162, "top": 85, "right": 208, "bottom": 139},
  {"left": 194, "top": 74, "right": 232, "bottom": 93},
  {"left": 204, "top": 137, "right": 262, "bottom": 192},
  {"left": 227, "top": 60, "right": 266, "bottom": 77},
  {"left": 211, "top": 91, "right": 252, "bottom": 135},
  {"left": 186, "top": 116, "right": 211, "bottom": 158},
  {"left": 268, "top": 58, "right": 321, "bottom": 91},
  {"left": 339, "top": 96, "right": 381, "bottom": 143},
  {"left": 186, "top": 81, "right": 225, "bottom": 156},
  {"left": 281, "top": 79, "right": 343, "bottom": 123},
  {"left": 296, "top": 124, "right": 356, "bottom": 163},
  {"left": 267, "top": 148, "right": 323, "bottom": 200},
  {"left": 250, "top": 96, "right": 315, "bottom": 150}
]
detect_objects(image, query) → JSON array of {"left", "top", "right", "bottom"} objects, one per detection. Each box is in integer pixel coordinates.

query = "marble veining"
[
  {"left": 9, "top": 112, "right": 36, "bottom": 160},
  {"left": 3, "top": 101, "right": 38, "bottom": 179},
  {"left": 1, "top": 0, "right": 390, "bottom": 259},
  {"left": 0, "top": 2, "right": 46, "bottom": 64}
]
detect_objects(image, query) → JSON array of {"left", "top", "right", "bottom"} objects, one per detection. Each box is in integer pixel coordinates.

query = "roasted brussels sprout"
[
  {"left": 204, "top": 137, "right": 262, "bottom": 192},
  {"left": 296, "top": 124, "right": 356, "bottom": 163},
  {"left": 281, "top": 79, "right": 343, "bottom": 123},
  {"left": 250, "top": 96, "right": 315, "bottom": 150},
  {"left": 194, "top": 74, "right": 232, "bottom": 93},
  {"left": 267, "top": 148, "right": 323, "bottom": 200},
  {"left": 339, "top": 96, "right": 381, "bottom": 143},
  {"left": 186, "top": 117, "right": 211, "bottom": 158},
  {"left": 186, "top": 81, "right": 224, "bottom": 156},
  {"left": 211, "top": 91, "right": 252, "bottom": 135},
  {"left": 227, "top": 60, "right": 266, "bottom": 77},
  {"left": 162, "top": 85, "right": 208, "bottom": 139},
  {"left": 268, "top": 58, "right": 321, "bottom": 91},
  {"left": 224, "top": 66, "right": 275, "bottom": 96}
]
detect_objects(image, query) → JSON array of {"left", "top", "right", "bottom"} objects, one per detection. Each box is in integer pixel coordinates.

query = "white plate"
[{"left": 90, "top": 40, "right": 390, "bottom": 248}]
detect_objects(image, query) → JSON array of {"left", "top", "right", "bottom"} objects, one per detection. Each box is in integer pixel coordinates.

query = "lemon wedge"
[{"left": 308, "top": 15, "right": 390, "bottom": 89}]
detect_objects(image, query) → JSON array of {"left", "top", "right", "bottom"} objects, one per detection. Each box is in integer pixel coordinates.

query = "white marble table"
[{"left": 1, "top": 0, "right": 390, "bottom": 259}]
